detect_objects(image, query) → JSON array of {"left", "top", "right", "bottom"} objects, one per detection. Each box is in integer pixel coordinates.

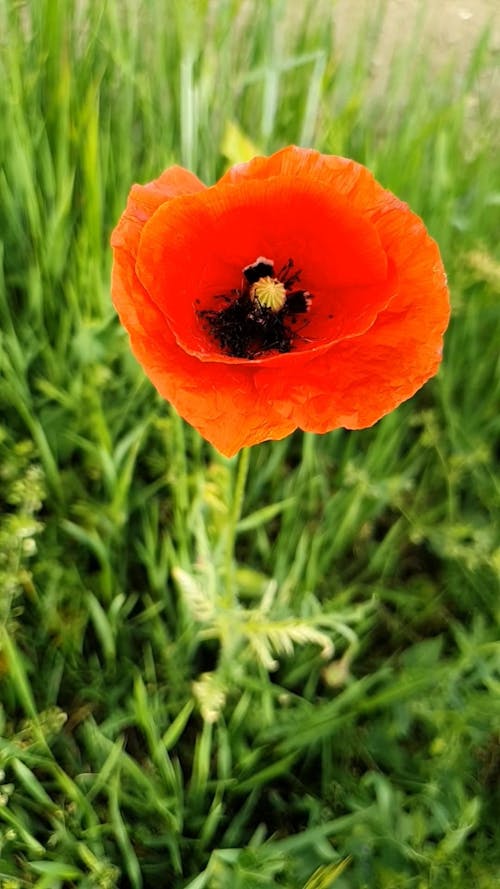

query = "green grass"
[{"left": 0, "top": 0, "right": 499, "bottom": 886}]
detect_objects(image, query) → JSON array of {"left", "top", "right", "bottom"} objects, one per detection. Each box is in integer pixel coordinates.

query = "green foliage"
[{"left": 0, "top": 0, "right": 499, "bottom": 886}]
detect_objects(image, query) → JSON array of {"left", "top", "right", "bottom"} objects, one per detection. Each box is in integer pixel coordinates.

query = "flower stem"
[{"left": 223, "top": 446, "right": 250, "bottom": 608}]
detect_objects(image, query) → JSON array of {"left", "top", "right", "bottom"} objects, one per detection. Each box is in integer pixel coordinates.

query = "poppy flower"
[{"left": 110, "top": 146, "right": 450, "bottom": 457}]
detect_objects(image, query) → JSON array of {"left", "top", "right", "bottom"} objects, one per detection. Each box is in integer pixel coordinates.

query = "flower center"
[
  {"left": 198, "top": 256, "right": 313, "bottom": 360},
  {"left": 250, "top": 276, "right": 287, "bottom": 312}
]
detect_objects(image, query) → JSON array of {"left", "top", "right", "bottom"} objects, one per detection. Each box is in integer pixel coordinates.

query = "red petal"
[{"left": 136, "top": 174, "right": 395, "bottom": 363}]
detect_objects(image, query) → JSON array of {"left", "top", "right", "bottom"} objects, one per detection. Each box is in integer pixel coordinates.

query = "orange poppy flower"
[{"left": 111, "top": 146, "right": 450, "bottom": 456}]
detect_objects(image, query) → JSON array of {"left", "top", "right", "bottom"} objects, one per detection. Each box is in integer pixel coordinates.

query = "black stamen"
[
  {"left": 199, "top": 257, "right": 313, "bottom": 359},
  {"left": 243, "top": 256, "right": 275, "bottom": 284},
  {"left": 278, "top": 258, "right": 293, "bottom": 279},
  {"left": 277, "top": 258, "right": 303, "bottom": 290},
  {"left": 284, "top": 290, "right": 312, "bottom": 314}
]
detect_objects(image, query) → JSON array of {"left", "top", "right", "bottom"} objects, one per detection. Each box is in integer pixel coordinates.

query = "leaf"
[
  {"left": 236, "top": 498, "right": 295, "bottom": 533},
  {"left": 221, "top": 121, "right": 261, "bottom": 166},
  {"left": 173, "top": 566, "right": 215, "bottom": 622},
  {"left": 303, "top": 857, "right": 352, "bottom": 889},
  {"left": 192, "top": 672, "right": 227, "bottom": 724},
  {"left": 241, "top": 616, "right": 334, "bottom": 670}
]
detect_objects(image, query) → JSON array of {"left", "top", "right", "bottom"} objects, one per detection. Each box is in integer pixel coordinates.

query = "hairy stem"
[{"left": 223, "top": 446, "right": 251, "bottom": 609}]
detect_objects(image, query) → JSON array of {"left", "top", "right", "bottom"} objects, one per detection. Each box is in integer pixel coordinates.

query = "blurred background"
[
  {"left": 0, "top": 1, "right": 499, "bottom": 887},
  {"left": 336, "top": 0, "right": 499, "bottom": 84}
]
